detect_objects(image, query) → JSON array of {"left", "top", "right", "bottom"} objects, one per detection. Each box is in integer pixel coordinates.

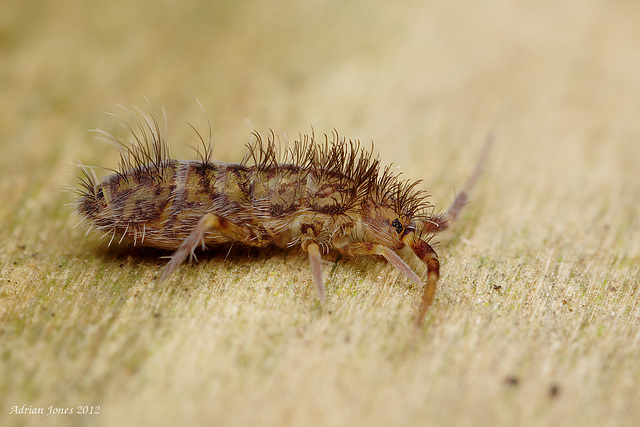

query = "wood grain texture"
[{"left": 1, "top": 1, "right": 639, "bottom": 426}]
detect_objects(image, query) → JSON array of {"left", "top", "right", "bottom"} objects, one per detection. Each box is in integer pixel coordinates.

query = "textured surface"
[{"left": 1, "top": 1, "right": 639, "bottom": 426}]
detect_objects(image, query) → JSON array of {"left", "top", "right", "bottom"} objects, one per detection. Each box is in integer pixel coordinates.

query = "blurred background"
[{"left": 1, "top": 1, "right": 639, "bottom": 425}]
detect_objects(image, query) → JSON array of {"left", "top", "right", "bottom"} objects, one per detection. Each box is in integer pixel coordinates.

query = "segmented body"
[{"left": 75, "top": 108, "right": 488, "bottom": 326}]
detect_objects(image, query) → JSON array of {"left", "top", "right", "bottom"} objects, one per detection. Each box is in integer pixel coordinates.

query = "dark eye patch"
[{"left": 391, "top": 218, "right": 403, "bottom": 234}]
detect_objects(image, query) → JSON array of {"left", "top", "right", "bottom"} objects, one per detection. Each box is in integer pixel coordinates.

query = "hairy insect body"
[
  {"left": 84, "top": 159, "right": 403, "bottom": 253},
  {"left": 75, "top": 109, "right": 488, "bottom": 326}
]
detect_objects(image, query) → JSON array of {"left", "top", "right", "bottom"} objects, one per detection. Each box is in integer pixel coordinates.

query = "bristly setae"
[{"left": 74, "top": 106, "right": 490, "bottom": 326}]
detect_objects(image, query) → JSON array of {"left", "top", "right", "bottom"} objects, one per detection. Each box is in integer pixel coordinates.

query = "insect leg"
[
  {"left": 337, "top": 242, "right": 419, "bottom": 283},
  {"left": 300, "top": 223, "right": 327, "bottom": 303},
  {"left": 341, "top": 242, "right": 439, "bottom": 327},
  {"left": 405, "top": 239, "right": 440, "bottom": 327},
  {"left": 158, "top": 213, "right": 249, "bottom": 281},
  {"left": 306, "top": 242, "right": 325, "bottom": 303}
]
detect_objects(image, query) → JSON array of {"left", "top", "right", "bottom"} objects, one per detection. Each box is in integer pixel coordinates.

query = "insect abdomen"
[{"left": 81, "top": 157, "right": 380, "bottom": 251}]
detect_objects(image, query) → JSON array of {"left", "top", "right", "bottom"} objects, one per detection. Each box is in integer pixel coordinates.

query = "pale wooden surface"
[{"left": 1, "top": 1, "right": 639, "bottom": 426}]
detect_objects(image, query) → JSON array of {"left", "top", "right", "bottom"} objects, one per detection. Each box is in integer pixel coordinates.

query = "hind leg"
[{"left": 159, "top": 213, "right": 249, "bottom": 281}]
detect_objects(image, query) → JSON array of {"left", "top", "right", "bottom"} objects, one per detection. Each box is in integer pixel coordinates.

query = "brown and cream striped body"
[{"left": 75, "top": 107, "right": 489, "bottom": 326}]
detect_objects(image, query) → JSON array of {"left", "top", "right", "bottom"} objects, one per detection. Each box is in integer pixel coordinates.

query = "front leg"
[
  {"left": 339, "top": 242, "right": 439, "bottom": 327},
  {"left": 338, "top": 242, "right": 423, "bottom": 286}
]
